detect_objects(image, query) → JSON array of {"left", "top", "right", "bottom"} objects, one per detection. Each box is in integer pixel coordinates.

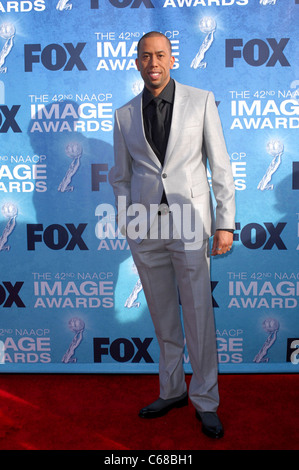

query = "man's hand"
[{"left": 211, "top": 230, "right": 233, "bottom": 256}]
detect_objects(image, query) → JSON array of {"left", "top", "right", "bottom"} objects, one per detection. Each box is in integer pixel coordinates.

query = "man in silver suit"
[{"left": 112, "top": 31, "right": 235, "bottom": 439}]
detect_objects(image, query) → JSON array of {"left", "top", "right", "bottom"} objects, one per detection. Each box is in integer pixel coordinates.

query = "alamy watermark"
[{"left": 95, "top": 196, "right": 204, "bottom": 249}]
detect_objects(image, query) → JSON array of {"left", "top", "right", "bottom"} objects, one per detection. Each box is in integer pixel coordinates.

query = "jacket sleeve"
[
  {"left": 203, "top": 91, "right": 236, "bottom": 231},
  {"left": 111, "top": 109, "right": 132, "bottom": 234}
]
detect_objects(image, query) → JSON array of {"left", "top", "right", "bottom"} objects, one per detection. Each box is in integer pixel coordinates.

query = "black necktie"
[
  {"left": 151, "top": 98, "right": 165, "bottom": 159},
  {"left": 151, "top": 98, "right": 168, "bottom": 204}
]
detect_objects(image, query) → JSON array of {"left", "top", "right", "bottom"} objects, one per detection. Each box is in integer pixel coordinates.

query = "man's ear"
[{"left": 135, "top": 58, "right": 140, "bottom": 71}]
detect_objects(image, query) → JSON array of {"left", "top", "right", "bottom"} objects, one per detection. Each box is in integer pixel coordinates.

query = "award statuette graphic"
[
  {"left": 253, "top": 318, "right": 280, "bottom": 363},
  {"left": 62, "top": 317, "right": 85, "bottom": 363},
  {"left": 0, "top": 23, "right": 15, "bottom": 74},
  {"left": 125, "top": 278, "right": 142, "bottom": 309},
  {"left": 132, "top": 79, "right": 144, "bottom": 97},
  {"left": 0, "top": 202, "right": 18, "bottom": 251},
  {"left": 56, "top": 0, "right": 73, "bottom": 10},
  {"left": 58, "top": 143, "right": 82, "bottom": 192},
  {"left": 124, "top": 263, "right": 143, "bottom": 309},
  {"left": 257, "top": 139, "right": 284, "bottom": 191},
  {"left": 191, "top": 17, "right": 216, "bottom": 70}
]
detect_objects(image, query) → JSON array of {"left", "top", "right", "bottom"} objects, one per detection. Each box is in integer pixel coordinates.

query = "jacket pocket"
[{"left": 190, "top": 181, "right": 210, "bottom": 198}]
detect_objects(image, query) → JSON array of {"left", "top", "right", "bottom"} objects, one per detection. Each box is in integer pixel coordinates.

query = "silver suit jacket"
[{"left": 112, "top": 80, "right": 235, "bottom": 243}]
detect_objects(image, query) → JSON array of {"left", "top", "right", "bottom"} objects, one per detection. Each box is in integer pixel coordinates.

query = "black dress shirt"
[
  {"left": 142, "top": 79, "right": 234, "bottom": 233},
  {"left": 142, "top": 79, "right": 175, "bottom": 204}
]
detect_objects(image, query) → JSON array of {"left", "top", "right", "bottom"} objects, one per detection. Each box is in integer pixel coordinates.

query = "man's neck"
[{"left": 145, "top": 77, "right": 171, "bottom": 97}]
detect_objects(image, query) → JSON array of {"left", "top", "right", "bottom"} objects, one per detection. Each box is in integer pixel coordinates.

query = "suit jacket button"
[{"left": 162, "top": 173, "right": 167, "bottom": 179}]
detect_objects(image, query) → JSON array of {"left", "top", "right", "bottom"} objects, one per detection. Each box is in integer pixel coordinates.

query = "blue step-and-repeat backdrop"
[{"left": 0, "top": 0, "right": 298, "bottom": 373}]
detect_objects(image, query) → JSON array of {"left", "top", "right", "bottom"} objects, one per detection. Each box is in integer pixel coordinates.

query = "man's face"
[{"left": 136, "top": 36, "right": 175, "bottom": 96}]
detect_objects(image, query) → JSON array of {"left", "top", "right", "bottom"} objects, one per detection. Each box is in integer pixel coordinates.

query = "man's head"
[{"left": 136, "top": 32, "right": 175, "bottom": 97}]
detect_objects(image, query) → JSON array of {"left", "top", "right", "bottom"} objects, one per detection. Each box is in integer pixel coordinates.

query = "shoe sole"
[
  {"left": 139, "top": 396, "right": 188, "bottom": 419},
  {"left": 202, "top": 427, "right": 224, "bottom": 439},
  {"left": 196, "top": 412, "right": 224, "bottom": 439}
]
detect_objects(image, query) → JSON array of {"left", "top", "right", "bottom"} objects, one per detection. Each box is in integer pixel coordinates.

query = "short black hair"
[{"left": 137, "top": 31, "right": 172, "bottom": 56}]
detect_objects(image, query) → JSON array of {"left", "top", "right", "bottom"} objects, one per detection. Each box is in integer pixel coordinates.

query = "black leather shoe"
[
  {"left": 196, "top": 411, "right": 224, "bottom": 439},
  {"left": 139, "top": 392, "right": 188, "bottom": 419}
]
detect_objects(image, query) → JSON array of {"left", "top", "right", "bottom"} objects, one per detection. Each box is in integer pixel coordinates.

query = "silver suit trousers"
[{"left": 127, "top": 210, "right": 219, "bottom": 413}]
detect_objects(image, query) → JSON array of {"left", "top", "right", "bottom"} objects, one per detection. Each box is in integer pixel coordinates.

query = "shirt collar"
[{"left": 142, "top": 78, "right": 175, "bottom": 108}]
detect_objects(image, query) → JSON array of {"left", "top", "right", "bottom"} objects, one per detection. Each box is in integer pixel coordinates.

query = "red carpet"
[{"left": 0, "top": 373, "right": 298, "bottom": 451}]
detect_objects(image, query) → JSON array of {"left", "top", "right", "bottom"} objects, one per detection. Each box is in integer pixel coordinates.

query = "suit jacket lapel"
[
  {"left": 128, "top": 81, "right": 189, "bottom": 169},
  {"left": 164, "top": 81, "right": 189, "bottom": 167},
  {"left": 129, "top": 93, "right": 162, "bottom": 168}
]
